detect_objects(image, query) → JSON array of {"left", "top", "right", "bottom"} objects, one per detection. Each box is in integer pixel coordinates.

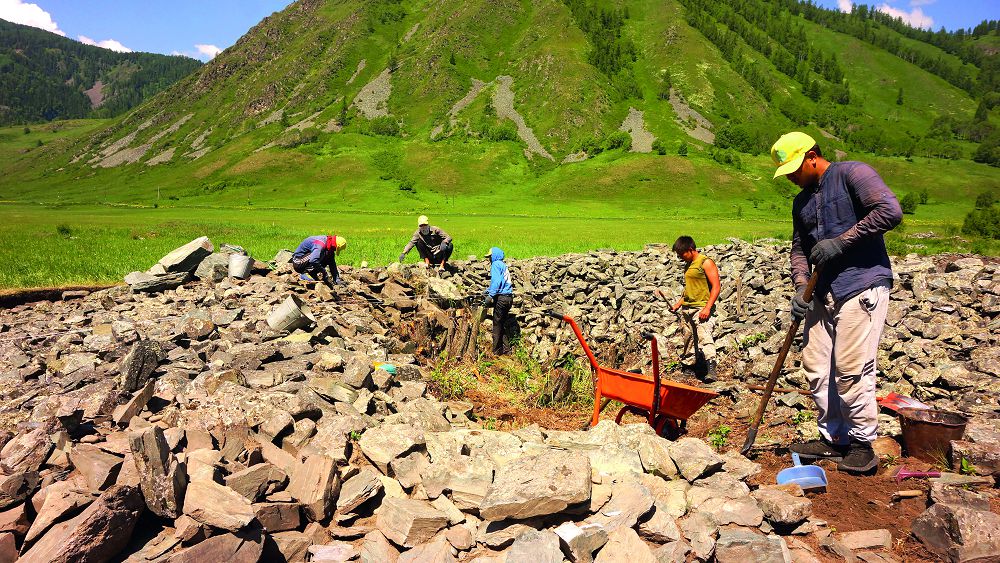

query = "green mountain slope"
[
  {"left": 0, "top": 18, "right": 201, "bottom": 125},
  {"left": 1, "top": 0, "right": 998, "bottom": 212}
]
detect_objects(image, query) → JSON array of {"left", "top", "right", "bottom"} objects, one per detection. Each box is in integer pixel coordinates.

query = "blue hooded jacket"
[{"left": 487, "top": 247, "right": 513, "bottom": 296}]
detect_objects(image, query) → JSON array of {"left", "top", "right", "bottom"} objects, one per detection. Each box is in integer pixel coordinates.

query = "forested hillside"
[
  {"left": 2, "top": 0, "right": 998, "bottom": 214},
  {"left": 0, "top": 19, "right": 201, "bottom": 125}
]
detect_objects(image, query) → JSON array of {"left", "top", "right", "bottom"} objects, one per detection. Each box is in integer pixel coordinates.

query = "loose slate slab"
[
  {"left": 117, "top": 340, "right": 165, "bottom": 394},
  {"left": 594, "top": 527, "right": 657, "bottom": 563},
  {"left": 376, "top": 497, "right": 449, "bottom": 548},
  {"left": 68, "top": 444, "right": 123, "bottom": 493},
  {"left": 182, "top": 480, "right": 255, "bottom": 531},
  {"left": 287, "top": 454, "right": 340, "bottom": 522},
  {"left": 555, "top": 521, "right": 609, "bottom": 563},
  {"left": 112, "top": 379, "right": 157, "bottom": 425},
  {"left": 130, "top": 425, "right": 187, "bottom": 518},
  {"left": 912, "top": 503, "right": 1000, "bottom": 562},
  {"left": 0, "top": 428, "right": 52, "bottom": 474},
  {"left": 24, "top": 480, "right": 94, "bottom": 543},
  {"left": 158, "top": 236, "right": 214, "bottom": 273},
  {"left": 359, "top": 530, "right": 401, "bottom": 563},
  {"left": 19, "top": 484, "right": 143, "bottom": 563},
  {"left": 253, "top": 501, "right": 301, "bottom": 532},
  {"left": 224, "top": 462, "right": 286, "bottom": 502},
  {"left": 358, "top": 423, "right": 425, "bottom": 473},
  {"left": 336, "top": 468, "right": 382, "bottom": 515},
  {"left": 668, "top": 438, "right": 723, "bottom": 482},
  {"left": 479, "top": 450, "right": 591, "bottom": 521},
  {"left": 751, "top": 487, "right": 812, "bottom": 526},
  {"left": 587, "top": 481, "right": 655, "bottom": 533},
  {"left": 165, "top": 529, "right": 264, "bottom": 563},
  {"left": 508, "top": 529, "right": 563, "bottom": 563},
  {"left": 714, "top": 529, "right": 790, "bottom": 563}
]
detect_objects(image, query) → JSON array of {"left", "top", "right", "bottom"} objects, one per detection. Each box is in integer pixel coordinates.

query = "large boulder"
[
  {"left": 158, "top": 236, "right": 214, "bottom": 273},
  {"left": 479, "top": 450, "right": 592, "bottom": 521},
  {"left": 19, "top": 485, "right": 144, "bottom": 563},
  {"left": 912, "top": 503, "right": 1000, "bottom": 562}
]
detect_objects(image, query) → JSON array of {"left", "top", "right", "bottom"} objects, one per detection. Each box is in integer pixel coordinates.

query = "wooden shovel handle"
[{"left": 740, "top": 267, "right": 822, "bottom": 455}]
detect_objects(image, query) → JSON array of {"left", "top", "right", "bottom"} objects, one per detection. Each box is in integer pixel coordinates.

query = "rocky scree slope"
[{"left": 0, "top": 239, "right": 996, "bottom": 561}]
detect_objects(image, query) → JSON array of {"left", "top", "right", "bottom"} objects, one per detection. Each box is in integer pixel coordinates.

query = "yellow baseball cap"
[
  {"left": 417, "top": 215, "right": 429, "bottom": 226},
  {"left": 770, "top": 132, "right": 817, "bottom": 179}
]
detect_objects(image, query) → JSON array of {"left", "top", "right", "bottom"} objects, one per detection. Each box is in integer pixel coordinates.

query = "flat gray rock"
[
  {"left": 375, "top": 497, "right": 449, "bottom": 548},
  {"left": 479, "top": 450, "right": 591, "bottom": 521},
  {"left": 668, "top": 438, "right": 723, "bottom": 482},
  {"left": 714, "top": 529, "right": 790, "bottom": 563},
  {"left": 509, "top": 529, "right": 563, "bottom": 563}
]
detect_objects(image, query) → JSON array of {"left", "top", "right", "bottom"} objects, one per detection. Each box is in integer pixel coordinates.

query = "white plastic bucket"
[
  {"left": 266, "top": 295, "right": 316, "bottom": 332},
  {"left": 228, "top": 254, "right": 253, "bottom": 279}
]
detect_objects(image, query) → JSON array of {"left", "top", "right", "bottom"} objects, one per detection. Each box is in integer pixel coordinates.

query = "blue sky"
[
  {"left": 0, "top": 0, "right": 293, "bottom": 60},
  {"left": 0, "top": 0, "right": 995, "bottom": 62},
  {"left": 811, "top": 0, "right": 995, "bottom": 32}
]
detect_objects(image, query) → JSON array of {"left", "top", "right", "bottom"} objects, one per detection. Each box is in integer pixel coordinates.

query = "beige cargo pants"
[
  {"left": 680, "top": 308, "right": 717, "bottom": 363},
  {"left": 802, "top": 285, "right": 890, "bottom": 445}
]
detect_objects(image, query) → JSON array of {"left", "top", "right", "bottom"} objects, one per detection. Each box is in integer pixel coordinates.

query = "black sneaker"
[
  {"left": 838, "top": 441, "right": 878, "bottom": 474},
  {"left": 789, "top": 439, "right": 846, "bottom": 462}
]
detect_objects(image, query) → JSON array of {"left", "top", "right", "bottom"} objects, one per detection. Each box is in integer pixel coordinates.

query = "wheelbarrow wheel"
[{"left": 655, "top": 416, "right": 683, "bottom": 440}]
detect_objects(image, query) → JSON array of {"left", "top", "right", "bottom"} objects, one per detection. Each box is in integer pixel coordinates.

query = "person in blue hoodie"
[{"left": 484, "top": 247, "right": 514, "bottom": 355}]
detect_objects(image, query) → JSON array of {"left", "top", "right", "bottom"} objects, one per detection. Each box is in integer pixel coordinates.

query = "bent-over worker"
[
  {"left": 399, "top": 215, "right": 453, "bottom": 271},
  {"left": 292, "top": 234, "right": 346, "bottom": 286}
]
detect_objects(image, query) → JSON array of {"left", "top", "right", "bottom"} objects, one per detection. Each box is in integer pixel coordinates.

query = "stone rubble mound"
[{"left": 0, "top": 237, "right": 995, "bottom": 561}]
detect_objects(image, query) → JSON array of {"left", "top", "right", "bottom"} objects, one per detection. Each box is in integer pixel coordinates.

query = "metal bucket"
[
  {"left": 228, "top": 254, "right": 253, "bottom": 279},
  {"left": 266, "top": 295, "right": 316, "bottom": 332},
  {"left": 898, "top": 407, "right": 968, "bottom": 463}
]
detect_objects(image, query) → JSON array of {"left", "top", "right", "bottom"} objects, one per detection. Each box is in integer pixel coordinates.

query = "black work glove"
[
  {"left": 810, "top": 237, "right": 845, "bottom": 266},
  {"left": 791, "top": 286, "right": 813, "bottom": 321},
  {"left": 484, "top": 295, "right": 494, "bottom": 308},
  {"left": 398, "top": 253, "right": 406, "bottom": 263},
  {"left": 432, "top": 244, "right": 441, "bottom": 254}
]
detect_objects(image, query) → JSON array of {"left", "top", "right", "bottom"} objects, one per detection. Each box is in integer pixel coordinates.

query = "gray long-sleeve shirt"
[
  {"left": 791, "top": 161, "right": 902, "bottom": 302},
  {"left": 402, "top": 226, "right": 452, "bottom": 255}
]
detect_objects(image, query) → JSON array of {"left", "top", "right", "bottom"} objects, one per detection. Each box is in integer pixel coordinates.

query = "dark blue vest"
[{"left": 793, "top": 162, "right": 894, "bottom": 302}]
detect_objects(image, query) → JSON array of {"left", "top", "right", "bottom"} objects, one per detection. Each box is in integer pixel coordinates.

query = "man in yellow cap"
[
  {"left": 292, "top": 234, "right": 346, "bottom": 286},
  {"left": 771, "top": 131, "right": 902, "bottom": 474},
  {"left": 399, "top": 215, "right": 453, "bottom": 271}
]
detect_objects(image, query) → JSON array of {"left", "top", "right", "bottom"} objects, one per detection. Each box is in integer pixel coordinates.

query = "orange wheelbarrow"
[{"left": 548, "top": 311, "right": 718, "bottom": 439}]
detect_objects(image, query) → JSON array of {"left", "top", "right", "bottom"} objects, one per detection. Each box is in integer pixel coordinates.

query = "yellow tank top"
[{"left": 682, "top": 254, "right": 711, "bottom": 307}]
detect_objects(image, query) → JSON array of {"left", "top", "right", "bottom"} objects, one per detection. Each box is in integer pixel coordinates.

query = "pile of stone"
[{"left": 0, "top": 237, "right": 996, "bottom": 561}]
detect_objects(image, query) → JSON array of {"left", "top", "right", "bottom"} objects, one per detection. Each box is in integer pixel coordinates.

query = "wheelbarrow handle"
[{"left": 545, "top": 309, "right": 566, "bottom": 320}]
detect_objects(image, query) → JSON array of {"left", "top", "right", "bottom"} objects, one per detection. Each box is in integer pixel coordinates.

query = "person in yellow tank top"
[{"left": 668, "top": 236, "right": 721, "bottom": 378}]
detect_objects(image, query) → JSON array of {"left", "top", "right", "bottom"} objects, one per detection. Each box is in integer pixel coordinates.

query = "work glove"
[
  {"left": 432, "top": 244, "right": 441, "bottom": 254},
  {"left": 791, "top": 286, "right": 813, "bottom": 321},
  {"left": 398, "top": 253, "right": 406, "bottom": 263},
  {"left": 484, "top": 295, "right": 494, "bottom": 308},
  {"left": 810, "top": 237, "right": 845, "bottom": 267}
]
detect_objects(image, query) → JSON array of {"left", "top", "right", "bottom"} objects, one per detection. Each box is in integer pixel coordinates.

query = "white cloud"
[
  {"left": 837, "top": 0, "right": 853, "bottom": 12},
  {"left": 909, "top": 0, "right": 935, "bottom": 6},
  {"left": 876, "top": 3, "right": 933, "bottom": 29},
  {"left": 0, "top": 0, "right": 64, "bottom": 35},
  {"left": 78, "top": 35, "right": 132, "bottom": 53},
  {"left": 195, "top": 44, "right": 222, "bottom": 59}
]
